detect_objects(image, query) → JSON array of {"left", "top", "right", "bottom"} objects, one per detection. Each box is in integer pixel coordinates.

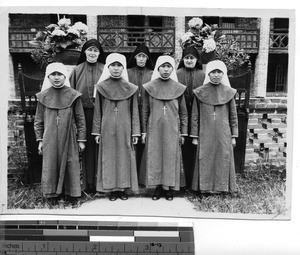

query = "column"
[
  {"left": 174, "top": 16, "right": 185, "bottom": 68},
  {"left": 253, "top": 17, "right": 270, "bottom": 97},
  {"left": 86, "top": 15, "right": 98, "bottom": 39},
  {"left": 8, "top": 54, "right": 15, "bottom": 99}
]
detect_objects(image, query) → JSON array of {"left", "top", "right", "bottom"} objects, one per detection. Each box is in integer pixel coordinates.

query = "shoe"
[
  {"left": 109, "top": 192, "right": 118, "bottom": 201},
  {"left": 152, "top": 186, "right": 162, "bottom": 200},
  {"left": 46, "top": 197, "right": 59, "bottom": 206},
  {"left": 119, "top": 191, "right": 128, "bottom": 200},
  {"left": 200, "top": 192, "right": 211, "bottom": 199},
  {"left": 68, "top": 197, "right": 79, "bottom": 207},
  {"left": 165, "top": 190, "right": 173, "bottom": 201}
]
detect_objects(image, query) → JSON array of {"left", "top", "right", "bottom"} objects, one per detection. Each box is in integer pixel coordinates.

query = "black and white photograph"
[
  {"left": 1, "top": 4, "right": 295, "bottom": 217},
  {"left": 0, "top": 1, "right": 299, "bottom": 253}
]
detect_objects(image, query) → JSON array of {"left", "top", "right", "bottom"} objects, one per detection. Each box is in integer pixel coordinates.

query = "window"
[
  {"left": 267, "top": 54, "right": 288, "bottom": 93},
  {"left": 127, "top": 15, "right": 146, "bottom": 46},
  {"left": 148, "top": 16, "right": 163, "bottom": 32},
  {"left": 50, "top": 14, "right": 87, "bottom": 24}
]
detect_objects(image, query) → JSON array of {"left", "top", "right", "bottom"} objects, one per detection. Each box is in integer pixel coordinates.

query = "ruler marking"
[{"left": 1, "top": 221, "right": 194, "bottom": 254}]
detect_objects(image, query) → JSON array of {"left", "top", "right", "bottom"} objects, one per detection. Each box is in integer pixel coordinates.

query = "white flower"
[
  {"left": 51, "top": 29, "right": 66, "bottom": 37},
  {"left": 203, "top": 38, "right": 216, "bottom": 53},
  {"left": 73, "top": 22, "right": 89, "bottom": 35},
  {"left": 58, "top": 17, "right": 71, "bottom": 27},
  {"left": 188, "top": 17, "right": 203, "bottom": 29},
  {"left": 67, "top": 27, "right": 80, "bottom": 37},
  {"left": 180, "top": 32, "right": 194, "bottom": 43}
]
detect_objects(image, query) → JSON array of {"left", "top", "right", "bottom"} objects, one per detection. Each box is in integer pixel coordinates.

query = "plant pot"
[
  {"left": 53, "top": 49, "right": 81, "bottom": 65},
  {"left": 199, "top": 50, "right": 216, "bottom": 65}
]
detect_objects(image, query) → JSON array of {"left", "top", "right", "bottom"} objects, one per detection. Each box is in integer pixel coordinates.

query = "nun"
[
  {"left": 190, "top": 60, "right": 238, "bottom": 196},
  {"left": 92, "top": 53, "right": 140, "bottom": 201},
  {"left": 34, "top": 62, "right": 86, "bottom": 203},
  {"left": 139, "top": 55, "right": 188, "bottom": 201}
]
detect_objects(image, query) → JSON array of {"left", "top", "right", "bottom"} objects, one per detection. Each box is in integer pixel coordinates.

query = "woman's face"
[
  {"left": 135, "top": 53, "right": 148, "bottom": 67},
  {"left": 208, "top": 69, "right": 224, "bottom": 84},
  {"left": 108, "top": 62, "right": 124, "bottom": 78},
  {"left": 158, "top": 62, "right": 173, "bottom": 79},
  {"left": 183, "top": 54, "right": 197, "bottom": 69},
  {"left": 85, "top": 46, "right": 100, "bottom": 63},
  {"left": 48, "top": 72, "right": 66, "bottom": 88}
]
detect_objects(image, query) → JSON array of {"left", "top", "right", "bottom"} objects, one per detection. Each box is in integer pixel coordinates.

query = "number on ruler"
[{"left": 144, "top": 244, "right": 150, "bottom": 251}]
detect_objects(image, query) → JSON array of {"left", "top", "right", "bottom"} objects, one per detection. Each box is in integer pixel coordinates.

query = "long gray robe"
[
  {"left": 34, "top": 86, "right": 86, "bottom": 198},
  {"left": 92, "top": 77, "right": 140, "bottom": 192},
  {"left": 176, "top": 67, "right": 205, "bottom": 114},
  {"left": 69, "top": 61, "right": 104, "bottom": 190},
  {"left": 190, "top": 82, "right": 238, "bottom": 192},
  {"left": 127, "top": 66, "right": 153, "bottom": 106},
  {"left": 177, "top": 67, "right": 205, "bottom": 188},
  {"left": 139, "top": 78, "right": 188, "bottom": 190},
  {"left": 127, "top": 66, "right": 153, "bottom": 174}
]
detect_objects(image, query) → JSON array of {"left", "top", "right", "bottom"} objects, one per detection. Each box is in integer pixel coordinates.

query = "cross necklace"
[
  {"left": 212, "top": 106, "right": 217, "bottom": 120},
  {"left": 55, "top": 110, "right": 60, "bottom": 125},
  {"left": 162, "top": 101, "right": 167, "bottom": 116},
  {"left": 114, "top": 101, "right": 118, "bottom": 116}
]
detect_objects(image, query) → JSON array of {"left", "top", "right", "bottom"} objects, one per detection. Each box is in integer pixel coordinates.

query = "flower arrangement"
[
  {"left": 30, "top": 17, "right": 89, "bottom": 68},
  {"left": 180, "top": 17, "right": 251, "bottom": 73},
  {"left": 179, "top": 17, "right": 224, "bottom": 53},
  {"left": 215, "top": 40, "right": 251, "bottom": 75}
]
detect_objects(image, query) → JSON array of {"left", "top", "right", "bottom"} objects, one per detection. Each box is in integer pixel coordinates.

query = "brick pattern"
[{"left": 245, "top": 98, "right": 287, "bottom": 171}]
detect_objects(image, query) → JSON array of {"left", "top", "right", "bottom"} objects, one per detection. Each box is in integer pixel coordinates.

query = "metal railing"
[
  {"left": 218, "top": 28, "right": 260, "bottom": 53},
  {"left": 269, "top": 29, "right": 288, "bottom": 49},
  {"left": 9, "top": 26, "right": 44, "bottom": 53},
  {"left": 97, "top": 26, "right": 175, "bottom": 53},
  {"left": 9, "top": 26, "right": 261, "bottom": 53}
]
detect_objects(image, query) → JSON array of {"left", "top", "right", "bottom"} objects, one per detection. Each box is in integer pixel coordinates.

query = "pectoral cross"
[
  {"left": 114, "top": 107, "right": 118, "bottom": 116},
  {"left": 212, "top": 107, "right": 217, "bottom": 120},
  {"left": 162, "top": 105, "right": 167, "bottom": 116},
  {"left": 55, "top": 115, "right": 60, "bottom": 125}
]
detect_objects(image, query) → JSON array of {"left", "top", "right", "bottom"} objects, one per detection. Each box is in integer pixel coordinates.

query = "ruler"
[{"left": 0, "top": 220, "right": 194, "bottom": 254}]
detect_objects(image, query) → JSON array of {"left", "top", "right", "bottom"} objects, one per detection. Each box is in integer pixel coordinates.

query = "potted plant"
[
  {"left": 30, "top": 16, "right": 89, "bottom": 68},
  {"left": 215, "top": 40, "right": 251, "bottom": 76}
]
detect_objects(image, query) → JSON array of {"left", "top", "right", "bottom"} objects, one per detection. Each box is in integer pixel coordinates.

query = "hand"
[
  {"left": 181, "top": 136, "right": 185, "bottom": 145},
  {"left": 38, "top": 141, "right": 43, "bottom": 155},
  {"left": 78, "top": 142, "right": 85, "bottom": 151},
  {"left": 141, "top": 133, "right": 147, "bottom": 144},
  {"left": 132, "top": 136, "right": 138, "bottom": 145},
  {"left": 232, "top": 138, "right": 236, "bottom": 147},
  {"left": 95, "top": 135, "right": 101, "bottom": 144},
  {"left": 192, "top": 138, "right": 198, "bottom": 145}
]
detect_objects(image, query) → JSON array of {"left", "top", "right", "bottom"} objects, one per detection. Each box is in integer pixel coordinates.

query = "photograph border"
[{"left": 0, "top": 3, "right": 295, "bottom": 220}]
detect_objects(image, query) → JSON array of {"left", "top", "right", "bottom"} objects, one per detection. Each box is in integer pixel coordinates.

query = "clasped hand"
[
  {"left": 95, "top": 135, "right": 138, "bottom": 145},
  {"left": 141, "top": 133, "right": 185, "bottom": 145}
]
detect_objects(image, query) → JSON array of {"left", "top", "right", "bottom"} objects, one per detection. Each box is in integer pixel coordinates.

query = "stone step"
[
  {"left": 263, "top": 142, "right": 285, "bottom": 149},
  {"left": 248, "top": 123, "right": 264, "bottom": 129},
  {"left": 249, "top": 128, "right": 273, "bottom": 134},
  {"left": 248, "top": 114, "right": 264, "bottom": 120},
  {"left": 262, "top": 122, "right": 287, "bottom": 129}
]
